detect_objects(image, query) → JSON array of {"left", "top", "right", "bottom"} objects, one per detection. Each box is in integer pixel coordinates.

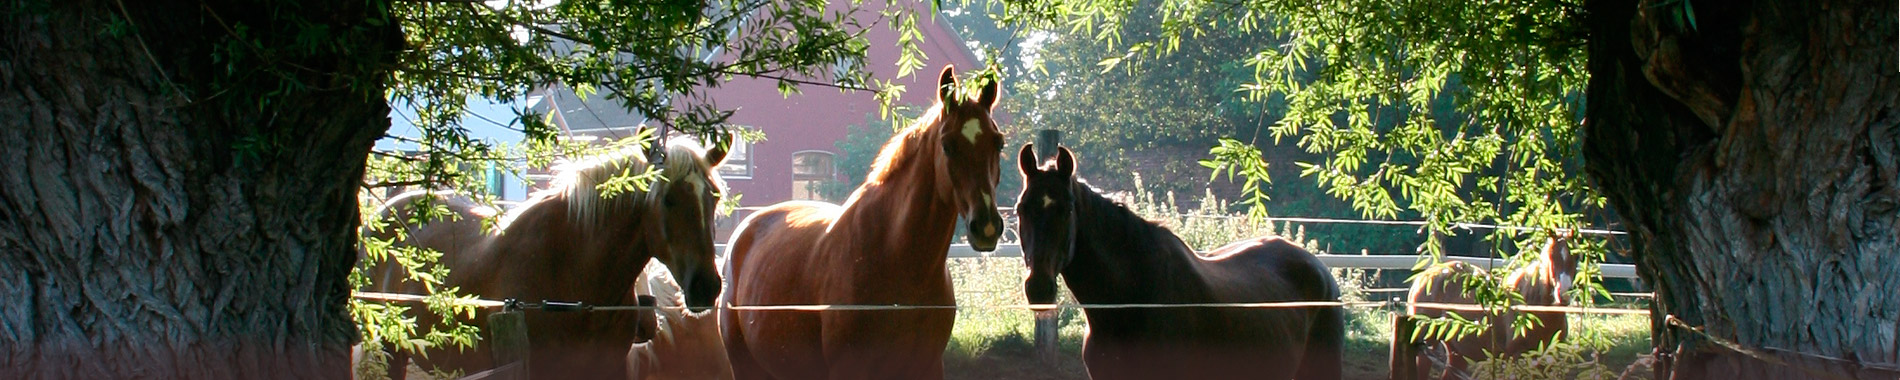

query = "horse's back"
[
  {"left": 724, "top": 201, "right": 840, "bottom": 297},
  {"left": 1093, "top": 236, "right": 1342, "bottom": 379},
  {"left": 1402, "top": 260, "right": 1502, "bottom": 374},
  {"left": 361, "top": 191, "right": 491, "bottom": 294},
  {"left": 1406, "top": 261, "right": 1487, "bottom": 320},
  {"left": 1203, "top": 236, "right": 1339, "bottom": 302}
]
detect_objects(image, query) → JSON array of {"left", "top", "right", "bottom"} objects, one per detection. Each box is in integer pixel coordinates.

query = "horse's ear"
[
  {"left": 1017, "top": 143, "right": 1040, "bottom": 176},
  {"left": 705, "top": 131, "right": 735, "bottom": 166},
  {"left": 645, "top": 136, "right": 667, "bottom": 165},
  {"left": 1055, "top": 147, "right": 1076, "bottom": 178},
  {"left": 1545, "top": 231, "right": 1577, "bottom": 263},
  {"left": 938, "top": 65, "right": 958, "bottom": 104},
  {"left": 978, "top": 76, "right": 1000, "bottom": 110},
  {"left": 706, "top": 142, "right": 729, "bottom": 167}
]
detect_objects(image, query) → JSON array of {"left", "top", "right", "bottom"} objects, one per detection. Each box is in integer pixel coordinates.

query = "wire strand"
[{"left": 353, "top": 292, "right": 1646, "bottom": 315}]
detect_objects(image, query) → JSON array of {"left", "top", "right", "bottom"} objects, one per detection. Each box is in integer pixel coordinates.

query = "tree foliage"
[
  {"left": 352, "top": 0, "right": 920, "bottom": 361},
  {"left": 983, "top": 0, "right": 1282, "bottom": 184},
  {"left": 987, "top": 0, "right": 1617, "bottom": 341},
  {"left": 819, "top": 111, "right": 906, "bottom": 201}
]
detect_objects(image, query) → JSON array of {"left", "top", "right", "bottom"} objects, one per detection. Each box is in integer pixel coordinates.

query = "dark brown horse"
[
  {"left": 1013, "top": 145, "right": 1344, "bottom": 380},
  {"left": 361, "top": 136, "right": 728, "bottom": 379},
  {"left": 720, "top": 65, "right": 1006, "bottom": 380},
  {"left": 1391, "top": 231, "right": 1578, "bottom": 380}
]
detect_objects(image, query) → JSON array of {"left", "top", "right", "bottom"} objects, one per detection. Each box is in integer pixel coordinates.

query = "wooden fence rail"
[{"left": 713, "top": 244, "right": 1643, "bottom": 279}]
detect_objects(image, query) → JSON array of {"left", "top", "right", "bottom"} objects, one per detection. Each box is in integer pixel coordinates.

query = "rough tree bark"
[
  {"left": 1583, "top": 0, "right": 1899, "bottom": 379},
  {"left": 1, "top": 1, "right": 394, "bottom": 378}
]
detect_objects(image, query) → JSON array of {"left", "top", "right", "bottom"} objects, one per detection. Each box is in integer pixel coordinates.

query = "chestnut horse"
[
  {"left": 361, "top": 136, "right": 728, "bottom": 379},
  {"left": 628, "top": 259, "right": 733, "bottom": 380},
  {"left": 1391, "top": 231, "right": 1578, "bottom": 380},
  {"left": 720, "top": 66, "right": 1006, "bottom": 380},
  {"left": 1013, "top": 145, "right": 1344, "bottom": 380}
]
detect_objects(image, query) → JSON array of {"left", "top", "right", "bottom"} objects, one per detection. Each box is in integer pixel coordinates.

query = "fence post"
[
  {"left": 1389, "top": 314, "right": 1417, "bottom": 380},
  {"left": 487, "top": 304, "right": 531, "bottom": 380},
  {"left": 1033, "top": 129, "right": 1061, "bottom": 363},
  {"left": 1034, "top": 310, "right": 1059, "bottom": 363},
  {"left": 1035, "top": 130, "right": 1061, "bottom": 160}
]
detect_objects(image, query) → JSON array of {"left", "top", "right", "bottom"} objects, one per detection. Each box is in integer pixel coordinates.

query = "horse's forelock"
[{"left": 659, "top": 136, "right": 723, "bottom": 201}]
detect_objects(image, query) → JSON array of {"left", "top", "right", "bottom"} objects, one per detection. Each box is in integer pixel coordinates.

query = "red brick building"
[{"left": 529, "top": 2, "right": 986, "bottom": 209}]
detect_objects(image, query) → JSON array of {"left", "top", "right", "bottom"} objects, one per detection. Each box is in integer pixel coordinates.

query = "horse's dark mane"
[{"left": 1069, "top": 180, "right": 1195, "bottom": 260}]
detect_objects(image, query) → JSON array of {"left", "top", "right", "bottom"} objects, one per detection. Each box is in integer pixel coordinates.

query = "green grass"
[{"left": 942, "top": 258, "right": 1654, "bottom": 380}]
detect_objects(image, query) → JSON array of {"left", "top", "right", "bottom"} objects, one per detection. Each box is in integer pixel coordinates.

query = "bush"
[{"left": 1119, "top": 173, "right": 1318, "bottom": 252}]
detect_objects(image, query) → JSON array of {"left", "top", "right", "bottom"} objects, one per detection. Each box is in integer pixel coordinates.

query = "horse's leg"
[
  {"left": 1412, "top": 342, "right": 1438, "bottom": 380},
  {"left": 1296, "top": 306, "right": 1345, "bottom": 380},
  {"left": 720, "top": 310, "right": 774, "bottom": 380},
  {"left": 1439, "top": 349, "right": 1470, "bottom": 380}
]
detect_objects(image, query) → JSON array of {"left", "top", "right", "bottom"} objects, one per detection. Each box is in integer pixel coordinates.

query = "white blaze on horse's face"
[
  {"left": 1555, "top": 272, "right": 1575, "bottom": 303},
  {"left": 1042, "top": 195, "right": 1053, "bottom": 208},
  {"left": 962, "top": 119, "right": 982, "bottom": 143}
]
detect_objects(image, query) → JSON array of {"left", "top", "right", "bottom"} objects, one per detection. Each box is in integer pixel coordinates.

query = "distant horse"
[
  {"left": 361, "top": 136, "right": 728, "bottom": 379},
  {"left": 1013, "top": 145, "right": 1344, "bottom": 380},
  {"left": 1391, "top": 230, "right": 1578, "bottom": 380},
  {"left": 628, "top": 259, "right": 733, "bottom": 380},
  {"left": 720, "top": 65, "right": 1006, "bottom": 380}
]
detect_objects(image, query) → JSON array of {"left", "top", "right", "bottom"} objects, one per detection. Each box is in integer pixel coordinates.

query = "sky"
[
  {"left": 377, "top": 96, "right": 529, "bottom": 152},
  {"left": 378, "top": 96, "right": 535, "bottom": 201}
]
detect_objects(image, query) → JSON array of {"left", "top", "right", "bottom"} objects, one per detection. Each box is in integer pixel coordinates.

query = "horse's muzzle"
[
  {"left": 967, "top": 211, "right": 1004, "bottom": 252},
  {"left": 681, "top": 272, "right": 720, "bottom": 313},
  {"left": 1024, "top": 274, "right": 1059, "bottom": 305}
]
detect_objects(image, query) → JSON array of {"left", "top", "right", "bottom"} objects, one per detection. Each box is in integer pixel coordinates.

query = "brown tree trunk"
[
  {"left": 0, "top": 1, "right": 393, "bottom": 378},
  {"left": 1583, "top": 0, "right": 1899, "bottom": 379}
]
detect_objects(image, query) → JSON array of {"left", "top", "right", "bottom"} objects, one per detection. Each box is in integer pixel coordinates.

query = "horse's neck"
[
  {"left": 1062, "top": 193, "right": 1201, "bottom": 305},
  {"left": 483, "top": 197, "right": 653, "bottom": 300},
  {"left": 829, "top": 154, "right": 959, "bottom": 272},
  {"left": 1509, "top": 261, "right": 1568, "bottom": 306}
]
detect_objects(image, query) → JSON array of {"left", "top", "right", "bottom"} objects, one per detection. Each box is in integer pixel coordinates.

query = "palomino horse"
[
  {"left": 628, "top": 259, "right": 733, "bottom": 380},
  {"left": 1013, "top": 145, "right": 1344, "bottom": 380},
  {"left": 1391, "top": 230, "right": 1579, "bottom": 380},
  {"left": 361, "top": 136, "right": 728, "bottom": 379},
  {"left": 720, "top": 65, "right": 1006, "bottom": 380}
]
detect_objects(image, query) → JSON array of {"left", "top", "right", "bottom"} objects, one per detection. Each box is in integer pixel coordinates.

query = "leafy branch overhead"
[
  {"left": 346, "top": 0, "right": 930, "bottom": 360},
  {"left": 986, "top": 0, "right": 1610, "bottom": 342}
]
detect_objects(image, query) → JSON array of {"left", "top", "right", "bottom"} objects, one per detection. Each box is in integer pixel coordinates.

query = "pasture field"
[
  {"left": 366, "top": 257, "right": 1648, "bottom": 380},
  {"left": 942, "top": 258, "right": 1653, "bottom": 380}
]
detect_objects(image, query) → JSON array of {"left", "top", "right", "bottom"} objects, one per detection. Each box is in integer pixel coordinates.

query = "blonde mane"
[{"left": 497, "top": 136, "right": 721, "bottom": 231}]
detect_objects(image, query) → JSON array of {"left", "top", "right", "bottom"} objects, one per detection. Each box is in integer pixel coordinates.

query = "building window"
[
  {"left": 717, "top": 135, "right": 752, "bottom": 179},
  {"left": 791, "top": 151, "right": 835, "bottom": 201}
]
